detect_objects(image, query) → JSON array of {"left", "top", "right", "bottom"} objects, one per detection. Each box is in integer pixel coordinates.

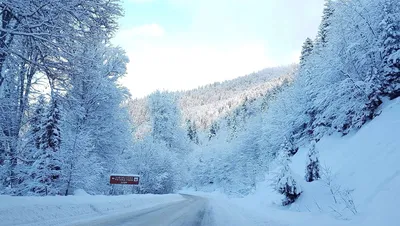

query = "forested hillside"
[{"left": 128, "top": 65, "right": 296, "bottom": 138}]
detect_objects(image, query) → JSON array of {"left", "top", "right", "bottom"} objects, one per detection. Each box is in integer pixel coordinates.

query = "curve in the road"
[{"left": 69, "top": 194, "right": 210, "bottom": 226}]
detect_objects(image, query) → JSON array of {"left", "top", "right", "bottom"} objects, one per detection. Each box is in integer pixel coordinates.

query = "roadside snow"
[
  {"left": 180, "top": 190, "right": 280, "bottom": 226},
  {"left": 0, "top": 192, "right": 184, "bottom": 226}
]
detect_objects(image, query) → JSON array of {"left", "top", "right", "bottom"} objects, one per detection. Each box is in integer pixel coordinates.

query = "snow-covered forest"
[
  {"left": 128, "top": 65, "right": 296, "bottom": 136},
  {"left": 0, "top": 0, "right": 133, "bottom": 195},
  {"left": 1, "top": 0, "right": 399, "bottom": 218}
]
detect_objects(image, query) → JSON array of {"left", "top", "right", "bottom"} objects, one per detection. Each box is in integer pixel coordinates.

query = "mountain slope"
[
  {"left": 127, "top": 65, "right": 297, "bottom": 137},
  {"left": 229, "top": 97, "right": 400, "bottom": 226}
]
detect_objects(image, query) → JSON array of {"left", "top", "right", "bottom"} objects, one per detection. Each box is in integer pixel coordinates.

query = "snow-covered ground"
[
  {"left": 227, "top": 97, "right": 400, "bottom": 226},
  {"left": 0, "top": 191, "right": 184, "bottom": 226}
]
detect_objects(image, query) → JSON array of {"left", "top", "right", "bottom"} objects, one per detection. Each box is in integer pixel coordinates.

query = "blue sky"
[{"left": 113, "top": 0, "right": 324, "bottom": 98}]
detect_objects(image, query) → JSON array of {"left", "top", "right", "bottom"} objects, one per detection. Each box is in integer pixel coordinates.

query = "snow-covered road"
[
  {"left": 68, "top": 194, "right": 210, "bottom": 226},
  {"left": 2, "top": 192, "right": 277, "bottom": 226}
]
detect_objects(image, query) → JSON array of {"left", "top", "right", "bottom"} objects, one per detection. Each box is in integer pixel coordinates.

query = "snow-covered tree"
[
  {"left": 273, "top": 153, "right": 302, "bottom": 206},
  {"left": 208, "top": 122, "right": 219, "bottom": 141},
  {"left": 62, "top": 43, "right": 132, "bottom": 195},
  {"left": 29, "top": 96, "right": 63, "bottom": 196},
  {"left": 130, "top": 137, "right": 176, "bottom": 194},
  {"left": 316, "top": 0, "right": 334, "bottom": 48},
  {"left": 147, "top": 91, "right": 191, "bottom": 190},
  {"left": 0, "top": 0, "right": 122, "bottom": 84},
  {"left": 0, "top": 0, "right": 125, "bottom": 195},
  {"left": 11, "top": 95, "right": 48, "bottom": 195},
  {"left": 379, "top": 0, "right": 400, "bottom": 99},
  {"left": 300, "top": 38, "right": 314, "bottom": 67},
  {"left": 186, "top": 119, "right": 199, "bottom": 145},
  {"left": 148, "top": 91, "right": 187, "bottom": 153},
  {"left": 305, "top": 140, "right": 320, "bottom": 182},
  {"left": 232, "top": 116, "right": 264, "bottom": 194},
  {"left": 29, "top": 96, "right": 47, "bottom": 150}
]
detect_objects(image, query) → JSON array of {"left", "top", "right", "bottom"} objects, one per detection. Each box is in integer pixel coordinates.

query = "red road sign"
[{"left": 110, "top": 175, "right": 140, "bottom": 185}]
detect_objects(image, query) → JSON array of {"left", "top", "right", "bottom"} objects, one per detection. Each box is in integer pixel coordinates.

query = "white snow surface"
[{"left": 0, "top": 192, "right": 184, "bottom": 226}]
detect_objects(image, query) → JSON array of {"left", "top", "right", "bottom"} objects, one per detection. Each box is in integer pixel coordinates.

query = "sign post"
[{"left": 110, "top": 174, "right": 140, "bottom": 185}]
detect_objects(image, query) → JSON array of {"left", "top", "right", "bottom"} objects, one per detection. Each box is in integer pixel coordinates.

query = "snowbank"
[
  {"left": 232, "top": 98, "right": 400, "bottom": 226},
  {"left": 0, "top": 192, "right": 184, "bottom": 226},
  {"left": 179, "top": 190, "right": 282, "bottom": 226}
]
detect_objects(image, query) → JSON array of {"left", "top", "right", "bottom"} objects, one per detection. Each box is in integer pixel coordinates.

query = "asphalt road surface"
[{"left": 69, "top": 195, "right": 212, "bottom": 226}]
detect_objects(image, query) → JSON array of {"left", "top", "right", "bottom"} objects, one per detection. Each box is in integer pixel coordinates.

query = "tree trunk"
[{"left": 0, "top": 6, "right": 14, "bottom": 88}]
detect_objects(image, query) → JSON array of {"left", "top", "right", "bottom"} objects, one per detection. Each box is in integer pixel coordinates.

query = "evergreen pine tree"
[
  {"left": 305, "top": 140, "right": 320, "bottom": 182},
  {"left": 227, "top": 113, "right": 239, "bottom": 141},
  {"left": 283, "top": 138, "right": 299, "bottom": 157},
  {"left": 30, "top": 95, "right": 47, "bottom": 150},
  {"left": 273, "top": 151, "right": 302, "bottom": 206},
  {"left": 30, "top": 96, "right": 62, "bottom": 195},
  {"left": 316, "top": 0, "right": 334, "bottom": 48},
  {"left": 186, "top": 119, "right": 199, "bottom": 144},
  {"left": 13, "top": 95, "right": 48, "bottom": 195},
  {"left": 379, "top": 0, "right": 400, "bottom": 99},
  {"left": 208, "top": 122, "right": 219, "bottom": 141},
  {"left": 300, "top": 38, "right": 314, "bottom": 67}
]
